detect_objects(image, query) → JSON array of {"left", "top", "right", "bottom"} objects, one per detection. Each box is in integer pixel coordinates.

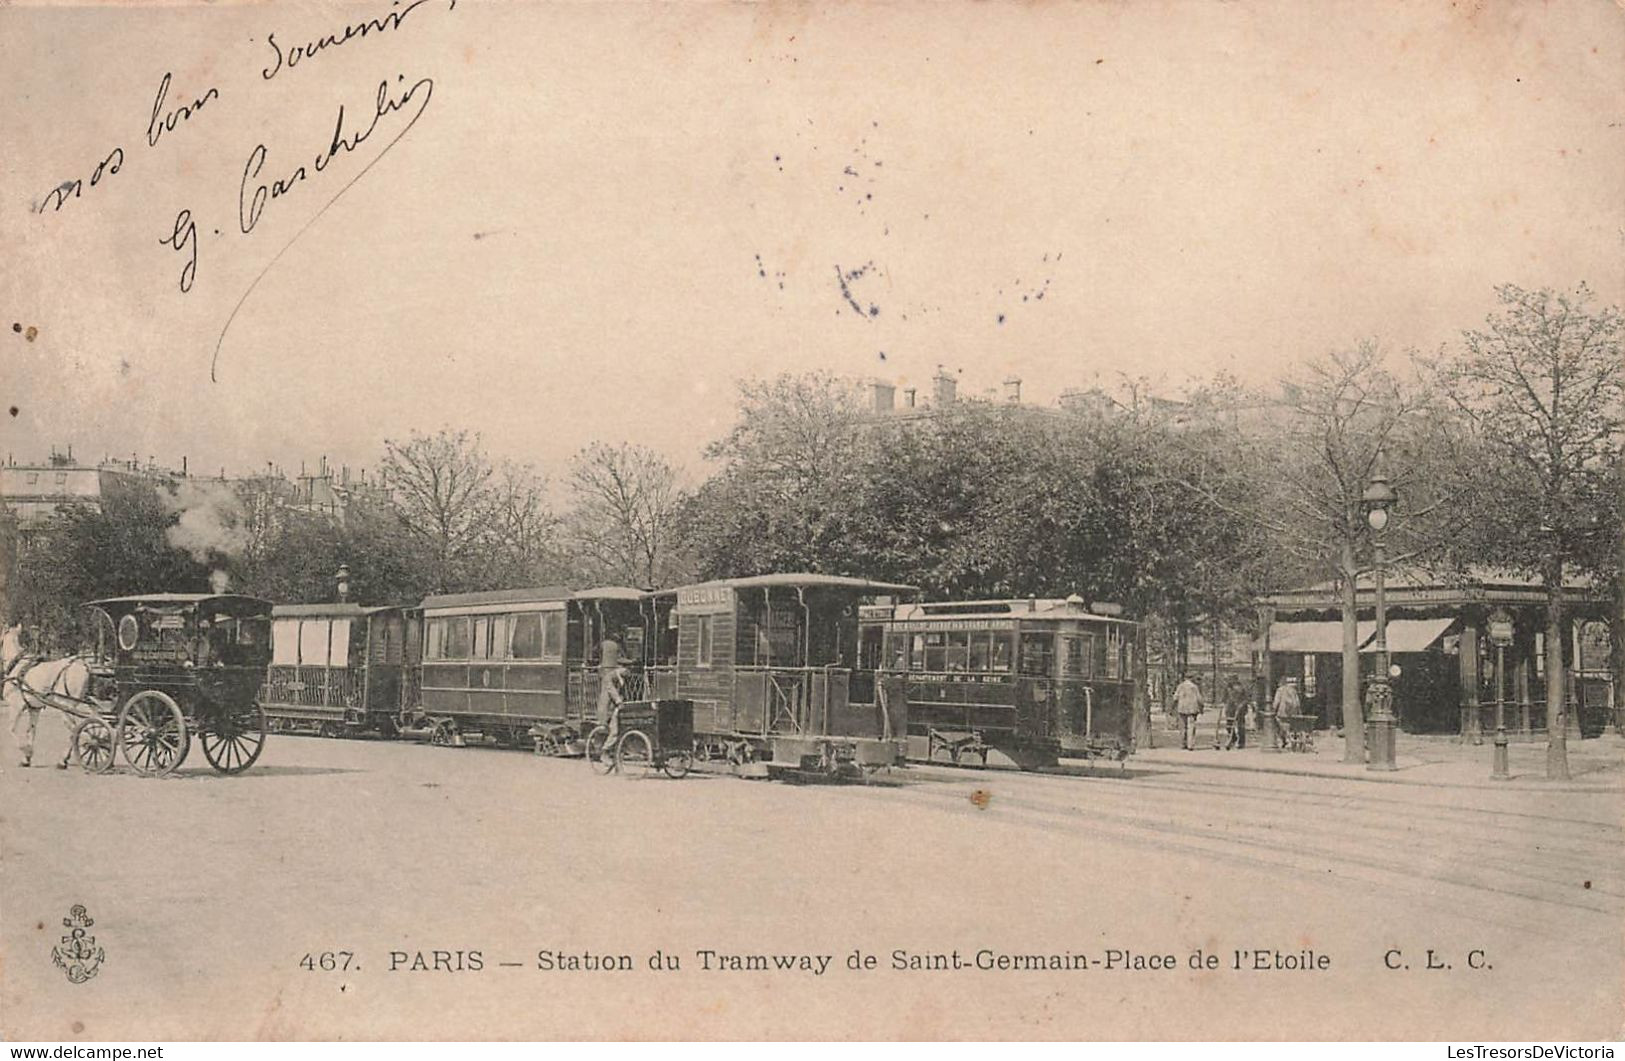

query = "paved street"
[{"left": 3, "top": 723, "right": 1620, "bottom": 1041}]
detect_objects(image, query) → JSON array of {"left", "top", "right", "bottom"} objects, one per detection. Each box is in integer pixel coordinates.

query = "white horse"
[{"left": 1, "top": 622, "right": 91, "bottom": 769}]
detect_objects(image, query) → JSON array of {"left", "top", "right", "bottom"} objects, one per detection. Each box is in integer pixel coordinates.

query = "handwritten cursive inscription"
[
  {"left": 158, "top": 209, "right": 200, "bottom": 293},
  {"left": 37, "top": 149, "right": 125, "bottom": 214},
  {"left": 147, "top": 73, "right": 220, "bottom": 149},
  {"left": 261, "top": 0, "right": 457, "bottom": 82}
]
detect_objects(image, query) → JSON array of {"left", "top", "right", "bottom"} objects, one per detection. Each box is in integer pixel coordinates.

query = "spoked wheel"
[
  {"left": 585, "top": 726, "right": 614, "bottom": 774},
  {"left": 661, "top": 748, "right": 692, "bottom": 780},
  {"left": 615, "top": 730, "right": 655, "bottom": 779},
  {"left": 199, "top": 703, "right": 268, "bottom": 775},
  {"left": 71, "top": 716, "right": 117, "bottom": 774},
  {"left": 117, "top": 690, "right": 188, "bottom": 777}
]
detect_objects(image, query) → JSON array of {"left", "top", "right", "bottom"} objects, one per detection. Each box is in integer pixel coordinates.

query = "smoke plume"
[{"left": 164, "top": 480, "right": 251, "bottom": 564}]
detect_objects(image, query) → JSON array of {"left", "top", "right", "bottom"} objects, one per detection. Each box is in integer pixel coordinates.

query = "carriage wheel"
[
  {"left": 615, "top": 730, "right": 654, "bottom": 779},
  {"left": 585, "top": 726, "right": 614, "bottom": 774},
  {"left": 661, "top": 749, "right": 692, "bottom": 780},
  {"left": 117, "top": 691, "right": 188, "bottom": 777},
  {"left": 71, "top": 717, "right": 116, "bottom": 774},
  {"left": 199, "top": 704, "right": 268, "bottom": 775}
]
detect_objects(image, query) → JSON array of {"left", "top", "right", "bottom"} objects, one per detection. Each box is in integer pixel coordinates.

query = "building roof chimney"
[
  {"left": 868, "top": 380, "right": 895, "bottom": 415},
  {"left": 1003, "top": 377, "right": 1022, "bottom": 404},
  {"left": 932, "top": 366, "right": 958, "bottom": 406}
]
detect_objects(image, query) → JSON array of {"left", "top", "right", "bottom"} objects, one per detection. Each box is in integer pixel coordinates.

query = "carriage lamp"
[
  {"left": 1361, "top": 466, "right": 1398, "bottom": 771},
  {"left": 336, "top": 563, "right": 351, "bottom": 603}
]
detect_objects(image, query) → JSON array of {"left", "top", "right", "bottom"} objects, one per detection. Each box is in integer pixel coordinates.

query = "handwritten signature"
[
  {"left": 30, "top": 0, "right": 458, "bottom": 381},
  {"left": 213, "top": 74, "right": 434, "bottom": 378}
]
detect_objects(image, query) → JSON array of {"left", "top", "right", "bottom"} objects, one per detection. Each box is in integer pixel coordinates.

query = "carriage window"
[
  {"left": 272, "top": 619, "right": 301, "bottom": 665},
  {"left": 443, "top": 617, "right": 472, "bottom": 660},
  {"left": 990, "top": 636, "right": 1011, "bottom": 672},
  {"left": 542, "top": 611, "right": 565, "bottom": 660},
  {"left": 298, "top": 619, "right": 331, "bottom": 667},
  {"left": 1105, "top": 628, "right": 1122, "bottom": 679},
  {"left": 489, "top": 615, "right": 511, "bottom": 660},
  {"left": 922, "top": 632, "right": 947, "bottom": 672},
  {"left": 1019, "top": 633, "right": 1054, "bottom": 677},
  {"left": 511, "top": 613, "right": 544, "bottom": 659},
  {"left": 426, "top": 619, "right": 445, "bottom": 660},
  {"left": 1063, "top": 635, "right": 1094, "bottom": 678},
  {"left": 695, "top": 615, "right": 714, "bottom": 666},
  {"left": 968, "top": 633, "right": 991, "bottom": 671},
  {"left": 328, "top": 619, "right": 352, "bottom": 667},
  {"left": 944, "top": 631, "right": 970, "bottom": 672},
  {"left": 909, "top": 634, "right": 925, "bottom": 670},
  {"left": 473, "top": 616, "right": 491, "bottom": 659},
  {"left": 886, "top": 633, "right": 908, "bottom": 670}
]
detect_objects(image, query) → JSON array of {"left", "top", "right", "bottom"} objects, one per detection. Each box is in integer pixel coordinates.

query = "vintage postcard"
[{"left": 3, "top": 0, "right": 1622, "bottom": 1043}]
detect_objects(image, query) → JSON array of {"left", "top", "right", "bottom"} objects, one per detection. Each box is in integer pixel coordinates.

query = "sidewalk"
[{"left": 1127, "top": 729, "right": 1625, "bottom": 792}]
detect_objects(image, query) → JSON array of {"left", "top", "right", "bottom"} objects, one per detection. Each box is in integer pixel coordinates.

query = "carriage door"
[{"left": 1017, "top": 631, "right": 1056, "bottom": 738}]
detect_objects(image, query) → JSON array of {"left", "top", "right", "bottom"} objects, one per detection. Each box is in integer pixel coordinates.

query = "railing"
[{"left": 262, "top": 665, "right": 362, "bottom": 709}]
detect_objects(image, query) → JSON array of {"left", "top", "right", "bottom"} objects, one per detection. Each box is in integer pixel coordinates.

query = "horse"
[{"left": 1, "top": 622, "right": 92, "bottom": 769}]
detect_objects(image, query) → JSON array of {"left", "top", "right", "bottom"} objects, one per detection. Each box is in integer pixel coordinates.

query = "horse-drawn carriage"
[{"left": 65, "top": 594, "right": 275, "bottom": 777}]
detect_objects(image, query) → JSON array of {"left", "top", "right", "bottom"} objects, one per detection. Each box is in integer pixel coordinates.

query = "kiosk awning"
[
  {"left": 1264, "top": 621, "right": 1351, "bottom": 654},
  {"left": 1359, "top": 617, "right": 1453, "bottom": 654}
]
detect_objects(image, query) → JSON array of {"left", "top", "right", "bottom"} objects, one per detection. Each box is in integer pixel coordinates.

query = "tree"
[
  {"left": 1439, "top": 283, "right": 1624, "bottom": 779},
  {"left": 1185, "top": 345, "right": 1450, "bottom": 763},
  {"left": 13, "top": 481, "right": 215, "bottom": 650},
  {"left": 683, "top": 372, "right": 870, "bottom": 578},
  {"left": 378, "top": 430, "right": 557, "bottom": 593},
  {"left": 564, "top": 442, "right": 690, "bottom": 588}
]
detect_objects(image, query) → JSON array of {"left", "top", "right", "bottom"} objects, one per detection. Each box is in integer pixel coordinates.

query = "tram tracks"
[{"left": 862, "top": 770, "right": 1624, "bottom": 935}]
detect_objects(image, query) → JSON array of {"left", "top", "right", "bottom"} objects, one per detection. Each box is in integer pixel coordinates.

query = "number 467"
[{"left": 300, "top": 951, "right": 356, "bottom": 972}]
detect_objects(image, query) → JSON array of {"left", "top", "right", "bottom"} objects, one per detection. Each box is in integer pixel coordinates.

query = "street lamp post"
[
  {"left": 1488, "top": 607, "right": 1514, "bottom": 780},
  {"left": 1362, "top": 468, "right": 1398, "bottom": 772}
]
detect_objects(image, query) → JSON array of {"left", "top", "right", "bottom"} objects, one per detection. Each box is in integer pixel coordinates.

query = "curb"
[{"left": 1119, "top": 750, "right": 1622, "bottom": 793}]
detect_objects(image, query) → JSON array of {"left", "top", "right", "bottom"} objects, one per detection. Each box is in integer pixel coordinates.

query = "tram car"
[
  {"left": 864, "top": 596, "right": 1143, "bottom": 770},
  {"left": 82, "top": 594, "right": 275, "bottom": 776},
  {"left": 410, "top": 585, "right": 670, "bottom": 750},
  {"left": 668, "top": 573, "right": 914, "bottom": 778},
  {"left": 261, "top": 603, "right": 418, "bottom": 737}
]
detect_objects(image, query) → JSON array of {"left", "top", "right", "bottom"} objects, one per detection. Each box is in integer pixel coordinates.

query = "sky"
[{"left": 4, "top": 0, "right": 1623, "bottom": 484}]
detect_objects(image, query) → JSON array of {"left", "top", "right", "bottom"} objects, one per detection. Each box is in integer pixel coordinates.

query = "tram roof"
[
  {"left": 419, "top": 585, "right": 574, "bottom": 610},
  {"left": 572, "top": 586, "right": 649, "bottom": 602},
  {"left": 679, "top": 573, "right": 918, "bottom": 594},
  {"left": 271, "top": 602, "right": 402, "bottom": 618},
  {"left": 85, "top": 593, "right": 273, "bottom": 614}
]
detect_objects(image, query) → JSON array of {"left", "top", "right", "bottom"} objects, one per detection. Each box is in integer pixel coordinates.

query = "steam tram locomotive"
[{"left": 862, "top": 596, "right": 1142, "bottom": 770}]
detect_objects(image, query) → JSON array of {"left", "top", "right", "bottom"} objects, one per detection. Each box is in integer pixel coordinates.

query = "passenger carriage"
[
  {"left": 667, "top": 573, "right": 914, "bottom": 778},
  {"left": 261, "top": 603, "right": 417, "bottom": 737},
  {"left": 411, "top": 586, "right": 670, "bottom": 750},
  {"left": 77, "top": 594, "right": 275, "bottom": 777},
  {"left": 865, "top": 596, "right": 1142, "bottom": 770}
]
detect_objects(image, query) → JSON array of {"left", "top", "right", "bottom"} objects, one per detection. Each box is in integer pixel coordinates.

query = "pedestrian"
[
  {"left": 1221, "top": 676, "right": 1249, "bottom": 750},
  {"left": 1271, "top": 677, "right": 1302, "bottom": 750},
  {"left": 1172, "top": 673, "right": 1203, "bottom": 750}
]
